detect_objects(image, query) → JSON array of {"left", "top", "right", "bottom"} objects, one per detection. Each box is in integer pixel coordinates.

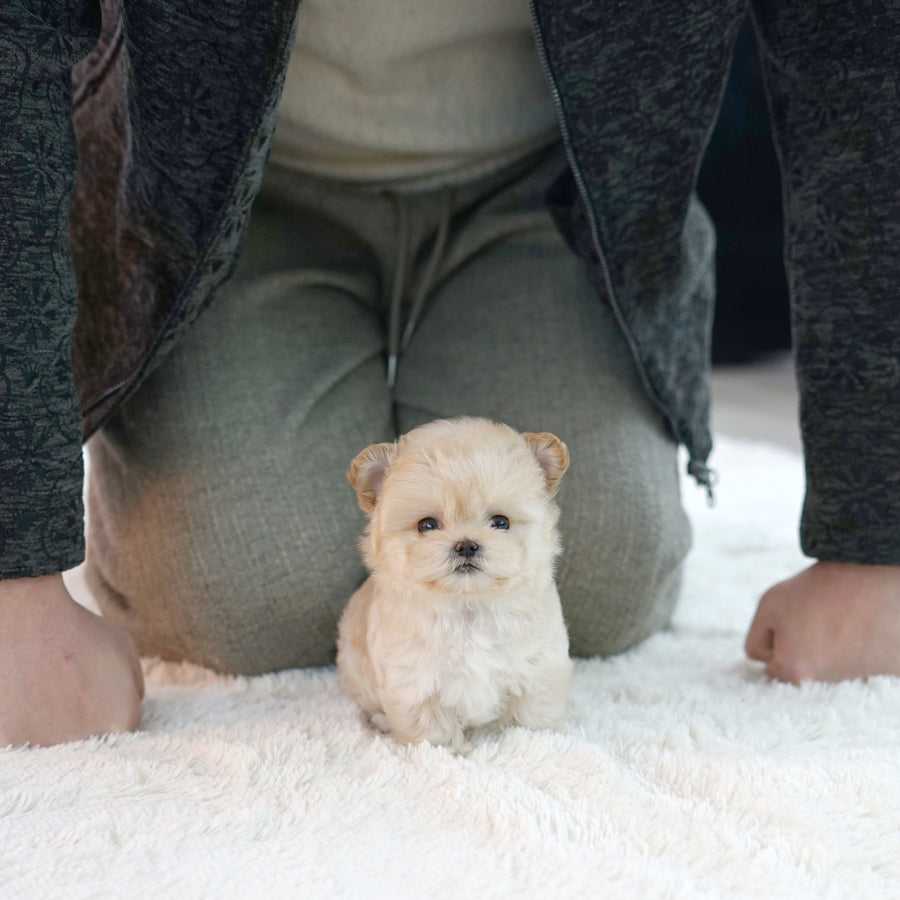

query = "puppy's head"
[{"left": 348, "top": 418, "right": 569, "bottom": 595}]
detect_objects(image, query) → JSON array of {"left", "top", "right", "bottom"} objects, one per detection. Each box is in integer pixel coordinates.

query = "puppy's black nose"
[{"left": 454, "top": 539, "right": 479, "bottom": 558}]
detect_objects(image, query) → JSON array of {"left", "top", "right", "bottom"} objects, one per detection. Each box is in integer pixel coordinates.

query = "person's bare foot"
[{"left": 745, "top": 561, "right": 900, "bottom": 684}]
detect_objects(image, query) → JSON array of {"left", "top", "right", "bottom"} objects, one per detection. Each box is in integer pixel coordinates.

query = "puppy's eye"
[
  {"left": 489, "top": 515, "right": 510, "bottom": 530},
  {"left": 417, "top": 517, "right": 440, "bottom": 533}
]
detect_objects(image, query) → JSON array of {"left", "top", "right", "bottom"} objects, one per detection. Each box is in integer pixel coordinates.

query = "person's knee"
[
  {"left": 84, "top": 375, "right": 385, "bottom": 675},
  {"left": 86, "top": 487, "right": 367, "bottom": 675},
  {"left": 555, "top": 443, "right": 692, "bottom": 658},
  {"left": 560, "top": 558, "right": 686, "bottom": 659}
]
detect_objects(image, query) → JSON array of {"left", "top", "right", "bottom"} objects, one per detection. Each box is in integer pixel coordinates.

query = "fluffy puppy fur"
[{"left": 336, "top": 417, "right": 573, "bottom": 754}]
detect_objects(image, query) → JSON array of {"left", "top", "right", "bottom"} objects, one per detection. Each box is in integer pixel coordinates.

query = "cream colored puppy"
[{"left": 337, "top": 417, "right": 573, "bottom": 753}]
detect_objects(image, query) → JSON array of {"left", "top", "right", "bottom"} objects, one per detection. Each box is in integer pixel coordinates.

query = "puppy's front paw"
[
  {"left": 367, "top": 711, "right": 391, "bottom": 734},
  {"left": 383, "top": 696, "right": 469, "bottom": 752},
  {"left": 448, "top": 734, "right": 474, "bottom": 757}
]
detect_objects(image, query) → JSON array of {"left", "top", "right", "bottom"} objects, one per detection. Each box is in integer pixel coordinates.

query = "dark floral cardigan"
[{"left": 2, "top": 0, "right": 898, "bottom": 578}]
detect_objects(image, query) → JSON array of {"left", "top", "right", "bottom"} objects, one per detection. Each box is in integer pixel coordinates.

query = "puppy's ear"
[
  {"left": 348, "top": 441, "right": 397, "bottom": 514},
  {"left": 522, "top": 432, "right": 569, "bottom": 497}
]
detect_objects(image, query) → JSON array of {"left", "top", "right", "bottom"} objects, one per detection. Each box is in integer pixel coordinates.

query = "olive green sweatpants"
[{"left": 85, "top": 145, "right": 692, "bottom": 674}]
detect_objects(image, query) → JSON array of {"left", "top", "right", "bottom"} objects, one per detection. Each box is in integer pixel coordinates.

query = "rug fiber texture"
[{"left": 2, "top": 437, "right": 899, "bottom": 899}]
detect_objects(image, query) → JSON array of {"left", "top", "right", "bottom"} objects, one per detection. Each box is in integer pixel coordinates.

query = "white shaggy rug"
[{"left": 3, "top": 436, "right": 900, "bottom": 899}]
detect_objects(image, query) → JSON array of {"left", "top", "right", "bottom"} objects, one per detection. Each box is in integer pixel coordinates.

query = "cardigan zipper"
[{"left": 526, "top": 0, "right": 716, "bottom": 497}]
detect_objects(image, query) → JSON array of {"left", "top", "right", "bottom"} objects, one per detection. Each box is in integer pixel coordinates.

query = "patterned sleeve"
[
  {"left": 755, "top": 3, "right": 900, "bottom": 565},
  {"left": 0, "top": 3, "right": 97, "bottom": 578}
]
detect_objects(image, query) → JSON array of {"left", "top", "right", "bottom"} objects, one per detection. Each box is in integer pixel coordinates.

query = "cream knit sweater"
[{"left": 269, "top": 0, "right": 559, "bottom": 186}]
